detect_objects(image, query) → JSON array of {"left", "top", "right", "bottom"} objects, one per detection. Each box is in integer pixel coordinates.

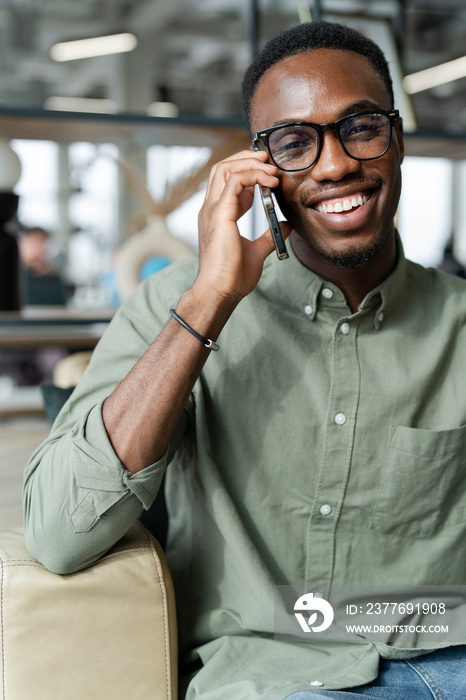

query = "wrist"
[
  {"left": 188, "top": 278, "right": 241, "bottom": 316},
  {"left": 176, "top": 283, "right": 239, "bottom": 341},
  {"left": 169, "top": 308, "right": 220, "bottom": 352}
]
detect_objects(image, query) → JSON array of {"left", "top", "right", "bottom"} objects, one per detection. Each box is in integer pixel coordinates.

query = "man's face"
[{"left": 250, "top": 48, "right": 404, "bottom": 268}]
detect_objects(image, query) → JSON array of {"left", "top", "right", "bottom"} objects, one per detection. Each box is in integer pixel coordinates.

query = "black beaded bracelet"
[{"left": 169, "top": 308, "right": 220, "bottom": 352}]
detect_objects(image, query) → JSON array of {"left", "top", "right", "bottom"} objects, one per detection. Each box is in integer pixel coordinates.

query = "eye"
[
  {"left": 341, "top": 115, "right": 387, "bottom": 141},
  {"left": 271, "top": 127, "right": 318, "bottom": 160}
]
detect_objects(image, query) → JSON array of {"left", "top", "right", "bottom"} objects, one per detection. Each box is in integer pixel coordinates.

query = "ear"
[{"left": 394, "top": 116, "right": 405, "bottom": 164}]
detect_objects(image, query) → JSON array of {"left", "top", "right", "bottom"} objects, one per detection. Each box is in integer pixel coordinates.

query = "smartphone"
[{"left": 258, "top": 185, "right": 289, "bottom": 261}]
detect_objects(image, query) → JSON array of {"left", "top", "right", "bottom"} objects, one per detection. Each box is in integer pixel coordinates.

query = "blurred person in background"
[
  {"left": 18, "top": 226, "right": 68, "bottom": 306},
  {"left": 0, "top": 226, "right": 67, "bottom": 387}
]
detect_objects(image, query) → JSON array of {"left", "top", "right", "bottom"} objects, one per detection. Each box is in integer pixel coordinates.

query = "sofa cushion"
[{"left": 0, "top": 522, "right": 177, "bottom": 699}]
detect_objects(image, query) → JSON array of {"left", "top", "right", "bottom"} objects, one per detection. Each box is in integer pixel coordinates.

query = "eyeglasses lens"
[
  {"left": 339, "top": 113, "right": 391, "bottom": 159},
  {"left": 268, "top": 113, "right": 392, "bottom": 171},
  {"left": 268, "top": 125, "right": 319, "bottom": 170}
]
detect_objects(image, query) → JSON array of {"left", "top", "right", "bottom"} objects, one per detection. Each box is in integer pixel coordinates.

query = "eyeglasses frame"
[{"left": 252, "top": 109, "right": 400, "bottom": 173}]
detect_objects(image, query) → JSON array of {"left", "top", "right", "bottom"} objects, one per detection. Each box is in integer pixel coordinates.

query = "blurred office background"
[
  {"left": 0, "top": 0, "right": 466, "bottom": 395},
  {"left": 1, "top": 0, "right": 466, "bottom": 525}
]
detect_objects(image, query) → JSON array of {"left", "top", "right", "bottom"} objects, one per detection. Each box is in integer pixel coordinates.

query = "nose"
[{"left": 311, "top": 128, "right": 361, "bottom": 182}]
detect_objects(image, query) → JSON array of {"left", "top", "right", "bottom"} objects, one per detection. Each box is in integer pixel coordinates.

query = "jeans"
[{"left": 284, "top": 645, "right": 466, "bottom": 699}]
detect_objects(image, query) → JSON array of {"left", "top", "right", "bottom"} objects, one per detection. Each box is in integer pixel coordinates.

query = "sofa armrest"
[{"left": 0, "top": 522, "right": 177, "bottom": 700}]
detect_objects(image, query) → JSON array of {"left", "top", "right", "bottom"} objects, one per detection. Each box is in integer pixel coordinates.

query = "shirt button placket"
[{"left": 304, "top": 314, "right": 360, "bottom": 591}]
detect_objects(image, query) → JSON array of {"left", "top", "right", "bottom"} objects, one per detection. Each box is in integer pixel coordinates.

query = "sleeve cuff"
[{"left": 70, "top": 402, "right": 168, "bottom": 530}]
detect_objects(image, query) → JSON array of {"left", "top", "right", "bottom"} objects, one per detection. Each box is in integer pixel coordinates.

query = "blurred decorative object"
[
  {"left": 113, "top": 132, "right": 248, "bottom": 299},
  {"left": 115, "top": 216, "right": 195, "bottom": 299},
  {"left": 146, "top": 101, "right": 180, "bottom": 118},
  {"left": 52, "top": 350, "right": 93, "bottom": 388},
  {"left": 0, "top": 140, "right": 22, "bottom": 311},
  {"left": 113, "top": 131, "right": 248, "bottom": 220}
]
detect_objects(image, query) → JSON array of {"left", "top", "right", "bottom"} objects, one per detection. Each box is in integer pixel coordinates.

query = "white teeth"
[{"left": 316, "top": 192, "right": 369, "bottom": 214}]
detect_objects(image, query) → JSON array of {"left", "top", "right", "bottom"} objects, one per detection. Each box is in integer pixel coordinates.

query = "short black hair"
[{"left": 241, "top": 20, "right": 394, "bottom": 131}]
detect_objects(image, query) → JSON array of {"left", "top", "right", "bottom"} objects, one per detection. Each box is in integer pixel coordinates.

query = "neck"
[{"left": 290, "top": 229, "right": 398, "bottom": 313}]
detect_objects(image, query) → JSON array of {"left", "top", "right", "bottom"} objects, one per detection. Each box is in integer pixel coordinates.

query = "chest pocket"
[{"left": 370, "top": 424, "right": 466, "bottom": 539}]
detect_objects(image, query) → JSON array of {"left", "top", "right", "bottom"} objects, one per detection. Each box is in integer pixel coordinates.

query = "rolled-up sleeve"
[
  {"left": 24, "top": 401, "right": 170, "bottom": 573},
  {"left": 23, "top": 260, "right": 197, "bottom": 574},
  {"left": 70, "top": 401, "right": 166, "bottom": 533}
]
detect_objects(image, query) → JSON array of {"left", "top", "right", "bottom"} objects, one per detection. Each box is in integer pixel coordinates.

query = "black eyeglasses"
[{"left": 252, "top": 109, "right": 400, "bottom": 172}]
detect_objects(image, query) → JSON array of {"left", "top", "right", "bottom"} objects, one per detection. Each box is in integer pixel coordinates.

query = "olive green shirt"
[{"left": 23, "top": 239, "right": 466, "bottom": 699}]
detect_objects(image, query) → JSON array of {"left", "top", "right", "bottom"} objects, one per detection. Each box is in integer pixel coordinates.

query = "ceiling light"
[
  {"left": 44, "top": 96, "right": 118, "bottom": 113},
  {"left": 50, "top": 33, "right": 137, "bottom": 62},
  {"left": 403, "top": 55, "right": 466, "bottom": 94},
  {"left": 147, "top": 101, "right": 179, "bottom": 118}
]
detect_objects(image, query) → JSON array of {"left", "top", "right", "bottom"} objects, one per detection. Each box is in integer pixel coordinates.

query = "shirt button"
[
  {"left": 340, "top": 322, "right": 350, "bottom": 335},
  {"left": 322, "top": 288, "right": 334, "bottom": 299},
  {"left": 320, "top": 504, "right": 332, "bottom": 516},
  {"left": 304, "top": 304, "right": 313, "bottom": 315},
  {"left": 335, "top": 412, "right": 346, "bottom": 425}
]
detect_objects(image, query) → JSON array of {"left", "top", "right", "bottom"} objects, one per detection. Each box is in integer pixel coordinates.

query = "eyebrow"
[{"left": 268, "top": 100, "right": 385, "bottom": 128}]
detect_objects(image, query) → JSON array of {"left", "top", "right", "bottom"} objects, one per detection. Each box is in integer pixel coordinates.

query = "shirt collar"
[
  {"left": 358, "top": 232, "right": 408, "bottom": 329},
  {"left": 265, "top": 231, "right": 408, "bottom": 329}
]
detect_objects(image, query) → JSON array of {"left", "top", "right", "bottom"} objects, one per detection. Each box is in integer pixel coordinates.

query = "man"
[
  {"left": 24, "top": 21, "right": 466, "bottom": 699},
  {"left": 19, "top": 226, "right": 68, "bottom": 305}
]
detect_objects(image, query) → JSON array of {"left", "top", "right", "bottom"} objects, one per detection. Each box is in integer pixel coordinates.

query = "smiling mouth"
[{"left": 313, "top": 189, "right": 374, "bottom": 214}]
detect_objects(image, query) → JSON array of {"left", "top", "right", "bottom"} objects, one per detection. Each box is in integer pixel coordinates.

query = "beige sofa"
[{"left": 0, "top": 522, "right": 178, "bottom": 699}]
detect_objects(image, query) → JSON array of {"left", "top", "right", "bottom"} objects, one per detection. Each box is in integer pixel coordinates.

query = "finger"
[
  {"left": 206, "top": 155, "right": 276, "bottom": 198},
  {"left": 202, "top": 166, "right": 279, "bottom": 230},
  {"left": 220, "top": 149, "right": 270, "bottom": 164},
  {"left": 205, "top": 152, "right": 276, "bottom": 200},
  {"left": 214, "top": 169, "right": 280, "bottom": 223}
]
